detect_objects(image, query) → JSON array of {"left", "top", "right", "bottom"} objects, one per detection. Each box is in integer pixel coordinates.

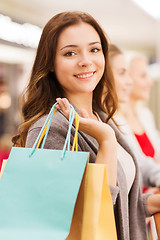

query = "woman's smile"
[{"left": 74, "top": 71, "right": 96, "bottom": 80}]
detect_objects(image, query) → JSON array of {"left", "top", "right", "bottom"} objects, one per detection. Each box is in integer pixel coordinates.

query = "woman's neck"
[
  {"left": 118, "top": 99, "right": 137, "bottom": 118},
  {"left": 128, "top": 99, "right": 137, "bottom": 116}
]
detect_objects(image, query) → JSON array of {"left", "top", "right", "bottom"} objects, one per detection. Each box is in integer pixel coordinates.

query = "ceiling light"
[
  {"left": 131, "top": 0, "right": 160, "bottom": 19},
  {"left": 0, "top": 93, "right": 11, "bottom": 109},
  {"left": 0, "top": 14, "right": 42, "bottom": 48}
]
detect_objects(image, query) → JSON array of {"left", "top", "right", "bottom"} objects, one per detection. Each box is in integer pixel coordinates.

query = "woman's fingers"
[
  {"left": 56, "top": 98, "right": 90, "bottom": 121},
  {"left": 56, "top": 98, "right": 70, "bottom": 118},
  {"left": 55, "top": 98, "right": 116, "bottom": 144}
]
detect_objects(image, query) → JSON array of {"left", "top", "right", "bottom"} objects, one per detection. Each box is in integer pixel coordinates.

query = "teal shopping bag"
[{"left": 0, "top": 103, "right": 89, "bottom": 240}]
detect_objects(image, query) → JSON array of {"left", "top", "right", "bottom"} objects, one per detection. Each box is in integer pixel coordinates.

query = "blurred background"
[{"left": 0, "top": 0, "right": 160, "bottom": 144}]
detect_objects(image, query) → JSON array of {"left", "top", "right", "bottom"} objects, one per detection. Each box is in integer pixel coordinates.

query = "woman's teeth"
[{"left": 76, "top": 72, "right": 94, "bottom": 78}]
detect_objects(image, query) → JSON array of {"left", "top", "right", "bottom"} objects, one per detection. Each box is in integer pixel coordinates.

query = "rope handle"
[
  {"left": 29, "top": 102, "right": 79, "bottom": 158},
  {"left": 36, "top": 108, "right": 57, "bottom": 149},
  {"left": 36, "top": 110, "right": 79, "bottom": 151},
  {"left": 72, "top": 111, "right": 79, "bottom": 152}
]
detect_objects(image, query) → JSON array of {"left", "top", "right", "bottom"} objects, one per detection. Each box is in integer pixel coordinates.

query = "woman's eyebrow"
[
  {"left": 60, "top": 45, "right": 78, "bottom": 51},
  {"left": 89, "top": 41, "right": 101, "bottom": 46},
  {"left": 60, "top": 41, "right": 101, "bottom": 51}
]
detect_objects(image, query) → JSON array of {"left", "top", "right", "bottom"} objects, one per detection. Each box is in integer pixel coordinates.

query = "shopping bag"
[
  {"left": 67, "top": 163, "right": 117, "bottom": 240},
  {"left": 0, "top": 103, "right": 89, "bottom": 240},
  {"left": 154, "top": 213, "right": 160, "bottom": 239},
  {"left": 66, "top": 166, "right": 87, "bottom": 240},
  {"left": 82, "top": 163, "right": 117, "bottom": 240}
]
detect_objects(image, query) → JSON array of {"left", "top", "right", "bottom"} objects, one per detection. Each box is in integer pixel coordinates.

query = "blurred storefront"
[{"left": 0, "top": 13, "right": 40, "bottom": 139}]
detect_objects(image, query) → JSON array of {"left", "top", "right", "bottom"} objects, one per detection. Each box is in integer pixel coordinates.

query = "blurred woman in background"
[
  {"left": 109, "top": 44, "right": 160, "bottom": 239},
  {"left": 109, "top": 44, "right": 160, "bottom": 188},
  {"left": 127, "top": 54, "right": 160, "bottom": 166}
]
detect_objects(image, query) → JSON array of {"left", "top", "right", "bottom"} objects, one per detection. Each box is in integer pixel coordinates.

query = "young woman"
[
  {"left": 109, "top": 44, "right": 160, "bottom": 189},
  {"left": 109, "top": 44, "right": 160, "bottom": 239},
  {"left": 12, "top": 12, "right": 160, "bottom": 240},
  {"left": 128, "top": 54, "right": 160, "bottom": 165}
]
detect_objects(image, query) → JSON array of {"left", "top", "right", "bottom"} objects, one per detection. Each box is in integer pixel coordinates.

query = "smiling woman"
[
  {"left": 11, "top": 11, "right": 160, "bottom": 240},
  {"left": 54, "top": 22, "right": 105, "bottom": 100},
  {"left": 12, "top": 11, "right": 117, "bottom": 146}
]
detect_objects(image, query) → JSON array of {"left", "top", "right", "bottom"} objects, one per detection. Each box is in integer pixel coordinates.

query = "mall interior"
[
  {"left": 0, "top": 0, "right": 160, "bottom": 145},
  {"left": 1, "top": 1, "right": 160, "bottom": 239}
]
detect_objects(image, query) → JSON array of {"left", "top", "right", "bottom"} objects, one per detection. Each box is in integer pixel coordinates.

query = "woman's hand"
[
  {"left": 146, "top": 193, "right": 160, "bottom": 215},
  {"left": 56, "top": 98, "right": 116, "bottom": 144},
  {"left": 56, "top": 97, "right": 117, "bottom": 186}
]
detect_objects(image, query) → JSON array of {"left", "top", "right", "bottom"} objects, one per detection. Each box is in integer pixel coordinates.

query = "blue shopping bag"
[{"left": 0, "top": 103, "right": 89, "bottom": 240}]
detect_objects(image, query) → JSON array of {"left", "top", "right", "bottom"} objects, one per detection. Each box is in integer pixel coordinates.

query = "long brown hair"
[{"left": 12, "top": 11, "right": 118, "bottom": 147}]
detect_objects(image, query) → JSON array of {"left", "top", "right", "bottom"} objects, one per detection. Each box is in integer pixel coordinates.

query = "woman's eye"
[
  {"left": 64, "top": 51, "right": 76, "bottom": 57},
  {"left": 91, "top": 48, "right": 100, "bottom": 53}
]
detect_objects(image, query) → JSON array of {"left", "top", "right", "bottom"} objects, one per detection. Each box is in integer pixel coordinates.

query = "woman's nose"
[{"left": 78, "top": 53, "right": 92, "bottom": 67}]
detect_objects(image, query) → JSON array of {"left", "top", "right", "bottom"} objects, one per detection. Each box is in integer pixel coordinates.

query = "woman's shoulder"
[
  {"left": 29, "top": 115, "right": 48, "bottom": 131},
  {"left": 137, "top": 106, "right": 157, "bottom": 129},
  {"left": 29, "top": 110, "right": 68, "bottom": 131},
  {"left": 26, "top": 110, "right": 70, "bottom": 148},
  {"left": 137, "top": 106, "right": 153, "bottom": 120}
]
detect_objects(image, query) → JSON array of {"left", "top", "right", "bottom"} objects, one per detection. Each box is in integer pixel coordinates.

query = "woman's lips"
[{"left": 74, "top": 71, "right": 95, "bottom": 79}]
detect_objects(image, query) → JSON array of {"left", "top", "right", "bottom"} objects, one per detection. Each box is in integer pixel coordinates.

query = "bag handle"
[
  {"left": 29, "top": 102, "right": 79, "bottom": 159},
  {"left": 72, "top": 111, "right": 79, "bottom": 152},
  {"left": 35, "top": 108, "right": 57, "bottom": 149},
  {"left": 36, "top": 110, "right": 79, "bottom": 151}
]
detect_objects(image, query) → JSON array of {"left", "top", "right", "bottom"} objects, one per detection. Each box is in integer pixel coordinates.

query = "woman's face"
[
  {"left": 129, "top": 58, "right": 152, "bottom": 101},
  {"left": 111, "top": 54, "right": 133, "bottom": 103},
  {"left": 54, "top": 22, "right": 105, "bottom": 98}
]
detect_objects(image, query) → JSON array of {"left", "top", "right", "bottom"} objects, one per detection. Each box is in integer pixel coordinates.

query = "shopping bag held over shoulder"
[{"left": 0, "top": 102, "right": 89, "bottom": 240}]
